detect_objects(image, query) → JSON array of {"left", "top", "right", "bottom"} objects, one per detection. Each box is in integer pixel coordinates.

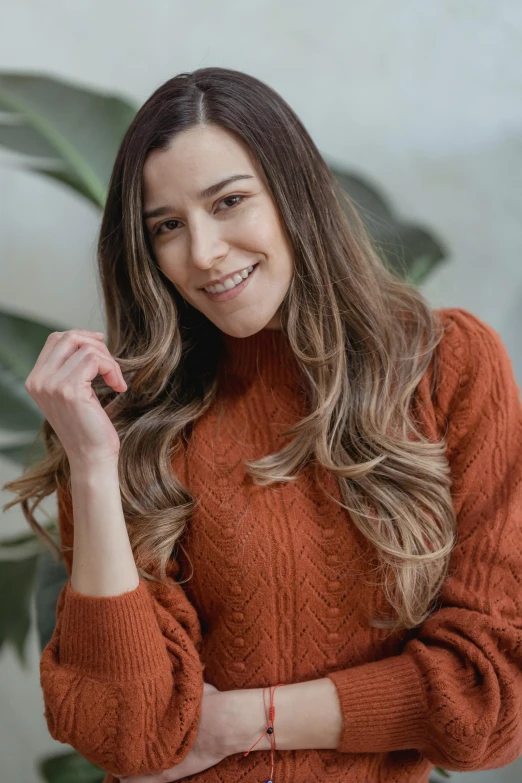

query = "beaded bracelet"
[{"left": 243, "top": 683, "right": 285, "bottom": 782}]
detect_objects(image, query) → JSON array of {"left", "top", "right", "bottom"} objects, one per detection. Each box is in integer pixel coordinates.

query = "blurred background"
[{"left": 0, "top": 1, "right": 521, "bottom": 781}]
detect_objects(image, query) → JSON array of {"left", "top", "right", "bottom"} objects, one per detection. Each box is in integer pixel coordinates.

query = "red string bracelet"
[{"left": 243, "top": 683, "right": 285, "bottom": 782}]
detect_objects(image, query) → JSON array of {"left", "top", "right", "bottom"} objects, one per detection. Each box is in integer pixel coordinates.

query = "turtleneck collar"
[{"left": 219, "top": 327, "right": 303, "bottom": 389}]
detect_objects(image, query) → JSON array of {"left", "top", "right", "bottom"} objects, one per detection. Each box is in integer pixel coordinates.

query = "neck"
[{"left": 219, "top": 327, "right": 303, "bottom": 388}]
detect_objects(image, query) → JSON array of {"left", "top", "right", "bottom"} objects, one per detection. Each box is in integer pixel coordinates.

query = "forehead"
[{"left": 142, "top": 125, "right": 260, "bottom": 199}]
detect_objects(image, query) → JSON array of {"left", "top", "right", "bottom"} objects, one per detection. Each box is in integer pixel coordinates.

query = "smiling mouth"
[
  {"left": 201, "top": 262, "right": 259, "bottom": 301},
  {"left": 200, "top": 262, "right": 258, "bottom": 291}
]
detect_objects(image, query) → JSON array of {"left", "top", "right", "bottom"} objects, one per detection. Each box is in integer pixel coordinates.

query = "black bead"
[{"left": 266, "top": 726, "right": 273, "bottom": 734}]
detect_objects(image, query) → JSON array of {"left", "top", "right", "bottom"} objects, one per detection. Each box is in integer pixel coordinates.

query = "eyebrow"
[{"left": 142, "top": 174, "right": 255, "bottom": 220}]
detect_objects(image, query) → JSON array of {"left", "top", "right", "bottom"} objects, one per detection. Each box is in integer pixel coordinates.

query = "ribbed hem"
[
  {"left": 326, "top": 653, "right": 429, "bottom": 753},
  {"left": 60, "top": 580, "right": 170, "bottom": 681}
]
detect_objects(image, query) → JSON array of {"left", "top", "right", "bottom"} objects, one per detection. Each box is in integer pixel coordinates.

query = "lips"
[{"left": 199, "top": 262, "right": 258, "bottom": 290}]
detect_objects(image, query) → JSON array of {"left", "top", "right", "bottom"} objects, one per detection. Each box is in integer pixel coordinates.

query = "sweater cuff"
[
  {"left": 326, "top": 653, "right": 429, "bottom": 753},
  {"left": 59, "top": 579, "right": 171, "bottom": 681}
]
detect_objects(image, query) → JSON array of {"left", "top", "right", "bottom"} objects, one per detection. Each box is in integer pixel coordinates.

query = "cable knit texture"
[{"left": 39, "top": 307, "right": 522, "bottom": 782}]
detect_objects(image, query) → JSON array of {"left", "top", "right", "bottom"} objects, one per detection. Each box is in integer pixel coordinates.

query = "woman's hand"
[
  {"left": 24, "top": 328, "right": 127, "bottom": 468},
  {"left": 119, "top": 683, "right": 236, "bottom": 783}
]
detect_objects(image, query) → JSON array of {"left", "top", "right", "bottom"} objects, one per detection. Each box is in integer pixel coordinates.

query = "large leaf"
[
  {"left": 35, "top": 548, "right": 68, "bottom": 652},
  {"left": 0, "top": 526, "right": 58, "bottom": 665},
  {"left": 0, "top": 529, "right": 46, "bottom": 560},
  {"left": 0, "top": 381, "right": 43, "bottom": 433},
  {"left": 372, "top": 222, "right": 447, "bottom": 285},
  {"left": 330, "top": 169, "right": 447, "bottom": 284},
  {"left": 0, "top": 430, "right": 47, "bottom": 467},
  {"left": 0, "top": 546, "right": 40, "bottom": 667},
  {"left": 0, "top": 308, "right": 63, "bottom": 434},
  {"left": 330, "top": 167, "right": 396, "bottom": 223},
  {"left": 432, "top": 768, "right": 452, "bottom": 779},
  {"left": 38, "top": 750, "right": 105, "bottom": 783},
  {"left": 0, "top": 72, "right": 136, "bottom": 207}
]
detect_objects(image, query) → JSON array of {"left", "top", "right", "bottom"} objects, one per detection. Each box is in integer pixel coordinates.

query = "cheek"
[
  {"left": 155, "top": 257, "right": 189, "bottom": 297},
  {"left": 245, "top": 216, "right": 286, "bottom": 256},
  {"left": 154, "top": 248, "right": 181, "bottom": 280}
]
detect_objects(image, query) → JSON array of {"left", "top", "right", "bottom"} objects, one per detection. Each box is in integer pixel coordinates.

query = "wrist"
[
  {"left": 222, "top": 688, "right": 272, "bottom": 756},
  {"left": 69, "top": 456, "right": 120, "bottom": 481}
]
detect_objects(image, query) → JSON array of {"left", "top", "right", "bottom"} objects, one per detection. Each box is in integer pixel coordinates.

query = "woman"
[{"left": 4, "top": 67, "right": 522, "bottom": 783}]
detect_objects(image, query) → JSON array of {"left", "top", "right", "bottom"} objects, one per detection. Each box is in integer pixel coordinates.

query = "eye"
[
  {"left": 152, "top": 194, "right": 246, "bottom": 236},
  {"left": 219, "top": 194, "right": 245, "bottom": 210},
  {"left": 153, "top": 218, "right": 181, "bottom": 236}
]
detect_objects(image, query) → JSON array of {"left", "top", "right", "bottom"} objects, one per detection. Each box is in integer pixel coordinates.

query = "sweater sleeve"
[
  {"left": 39, "top": 483, "right": 206, "bottom": 779},
  {"left": 325, "top": 308, "right": 522, "bottom": 773}
]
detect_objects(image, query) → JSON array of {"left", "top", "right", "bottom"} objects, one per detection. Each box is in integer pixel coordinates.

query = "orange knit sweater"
[{"left": 40, "top": 307, "right": 522, "bottom": 783}]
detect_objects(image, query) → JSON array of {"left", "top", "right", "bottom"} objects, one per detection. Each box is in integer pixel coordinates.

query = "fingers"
[
  {"left": 45, "top": 342, "right": 126, "bottom": 396},
  {"left": 27, "top": 329, "right": 126, "bottom": 394},
  {"left": 31, "top": 329, "right": 104, "bottom": 374}
]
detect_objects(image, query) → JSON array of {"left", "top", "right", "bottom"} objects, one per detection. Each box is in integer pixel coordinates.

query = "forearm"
[
  {"left": 226, "top": 678, "right": 343, "bottom": 754},
  {"left": 69, "top": 460, "right": 140, "bottom": 597}
]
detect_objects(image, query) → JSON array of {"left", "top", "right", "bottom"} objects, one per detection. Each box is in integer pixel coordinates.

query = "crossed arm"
[
  {"left": 225, "top": 677, "right": 343, "bottom": 754},
  {"left": 119, "top": 678, "right": 343, "bottom": 783}
]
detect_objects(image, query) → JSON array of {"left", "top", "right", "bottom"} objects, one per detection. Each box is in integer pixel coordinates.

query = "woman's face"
[{"left": 142, "top": 124, "right": 295, "bottom": 336}]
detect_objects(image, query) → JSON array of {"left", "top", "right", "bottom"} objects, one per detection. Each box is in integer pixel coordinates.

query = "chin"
[{"left": 219, "top": 319, "right": 276, "bottom": 338}]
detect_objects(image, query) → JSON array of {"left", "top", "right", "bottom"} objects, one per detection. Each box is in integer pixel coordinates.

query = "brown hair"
[{"left": 3, "top": 67, "right": 456, "bottom": 633}]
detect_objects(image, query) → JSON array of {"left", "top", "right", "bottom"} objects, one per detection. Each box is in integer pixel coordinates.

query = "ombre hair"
[{"left": 3, "top": 67, "right": 456, "bottom": 633}]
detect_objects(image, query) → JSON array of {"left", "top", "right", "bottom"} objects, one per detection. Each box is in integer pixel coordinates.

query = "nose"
[{"left": 188, "top": 214, "right": 229, "bottom": 271}]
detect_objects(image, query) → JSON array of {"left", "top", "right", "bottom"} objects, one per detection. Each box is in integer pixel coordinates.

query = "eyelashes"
[{"left": 152, "top": 194, "right": 247, "bottom": 236}]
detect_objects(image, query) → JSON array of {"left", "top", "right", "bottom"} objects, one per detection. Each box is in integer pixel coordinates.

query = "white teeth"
[{"left": 204, "top": 265, "right": 255, "bottom": 293}]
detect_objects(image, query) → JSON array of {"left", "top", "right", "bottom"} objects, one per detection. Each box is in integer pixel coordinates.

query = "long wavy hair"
[{"left": 3, "top": 66, "right": 456, "bottom": 632}]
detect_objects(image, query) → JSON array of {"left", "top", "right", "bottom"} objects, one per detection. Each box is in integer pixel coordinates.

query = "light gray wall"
[{"left": 1, "top": 1, "right": 521, "bottom": 781}]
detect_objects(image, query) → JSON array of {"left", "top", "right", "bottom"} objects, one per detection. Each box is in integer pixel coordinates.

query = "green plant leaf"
[
  {"left": 331, "top": 169, "right": 447, "bottom": 283},
  {"left": 38, "top": 750, "right": 105, "bottom": 783},
  {"left": 0, "top": 530, "right": 46, "bottom": 560},
  {"left": 0, "top": 120, "right": 57, "bottom": 157},
  {"left": 0, "top": 308, "right": 63, "bottom": 433},
  {"left": 35, "top": 548, "right": 69, "bottom": 652},
  {"left": 0, "top": 430, "right": 47, "bottom": 466},
  {"left": 0, "top": 72, "right": 137, "bottom": 207},
  {"left": 0, "top": 554, "right": 39, "bottom": 667},
  {"left": 0, "top": 307, "right": 63, "bottom": 379},
  {"left": 0, "top": 382, "right": 43, "bottom": 432},
  {"left": 430, "top": 766, "right": 453, "bottom": 779},
  {"left": 31, "top": 164, "right": 105, "bottom": 204},
  {"left": 330, "top": 167, "right": 396, "bottom": 223},
  {"left": 374, "top": 223, "right": 447, "bottom": 284}
]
